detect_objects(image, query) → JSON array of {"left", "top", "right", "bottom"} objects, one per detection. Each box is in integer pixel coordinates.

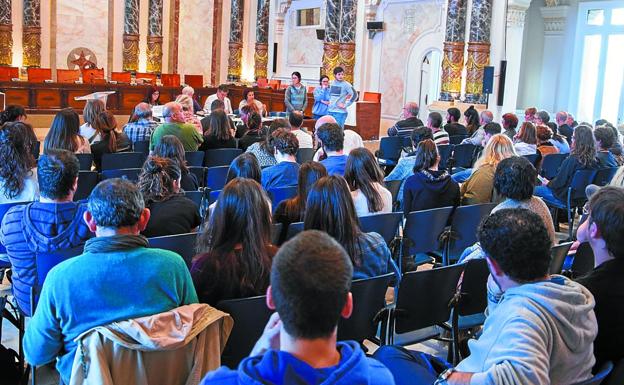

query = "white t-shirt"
[
  {"left": 0, "top": 168, "right": 39, "bottom": 204},
  {"left": 292, "top": 129, "right": 314, "bottom": 149},
  {"left": 351, "top": 182, "right": 392, "bottom": 217},
  {"left": 204, "top": 94, "right": 233, "bottom": 114},
  {"left": 79, "top": 123, "right": 101, "bottom": 143}
]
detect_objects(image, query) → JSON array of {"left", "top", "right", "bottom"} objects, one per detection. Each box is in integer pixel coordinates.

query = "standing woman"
[
  {"left": 152, "top": 135, "right": 199, "bottom": 191},
  {"left": 312, "top": 75, "right": 331, "bottom": 120},
  {"left": 90, "top": 111, "right": 132, "bottom": 171},
  {"left": 80, "top": 99, "right": 106, "bottom": 143},
  {"left": 284, "top": 71, "right": 308, "bottom": 114},
  {"left": 44, "top": 108, "right": 91, "bottom": 154},
  {"left": 0, "top": 122, "right": 39, "bottom": 204},
  {"left": 344, "top": 148, "right": 392, "bottom": 216},
  {"left": 144, "top": 86, "right": 161, "bottom": 107}
]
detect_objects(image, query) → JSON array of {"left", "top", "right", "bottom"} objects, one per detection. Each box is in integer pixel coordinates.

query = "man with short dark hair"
[
  {"left": 444, "top": 107, "right": 467, "bottom": 137},
  {"left": 22, "top": 178, "right": 198, "bottom": 384},
  {"left": 1, "top": 150, "right": 91, "bottom": 315},
  {"left": 316, "top": 122, "right": 348, "bottom": 176},
  {"left": 150, "top": 101, "right": 203, "bottom": 151},
  {"left": 428, "top": 112, "right": 449, "bottom": 145},
  {"left": 288, "top": 111, "right": 313, "bottom": 149},
  {"left": 123, "top": 102, "right": 159, "bottom": 143},
  {"left": 375, "top": 209, "right": 597, "bottom": 385},
  {"left": 388, "top": 102, "right": 424, "bottom": 137},
  {"left": 261, "top": 129, "right": 301, "bottom": 190},
  {"left": 201, "top": 230, "right": 394, "bottom": 385},
  {"left": 327, "top": 67, "right": 355, "bottom": 128},
  {"left": 576, "top": 186, "right": 624, "bottom": 369},
  {"left": 535, "top": 110, "right": 550, "bottom": 125},
  {"left": 204, "top": 84, "right": 233, "bottom": 114},
  {"left": 594, "top": 125, "right": 619, "bottom": 167}
]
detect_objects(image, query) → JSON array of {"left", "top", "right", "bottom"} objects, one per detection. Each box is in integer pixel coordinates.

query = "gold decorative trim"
[
  {"left": 122, "top": 33, "right": 140, "bottom": 71},
  {"left": 227, "top": 41, "right": 242, "bottom": 81},
  {"left": 0, "top": 24, "right": 12, "bottom": 66},
  {"left": 23, "top": 26, "right": 41, "bottom": 67},
  {"left": 254, "top": 42, "right": 268, "bottom": 80},
  {"left": 464, "top": 41, "right": 490, "bottom": 97},
  {"left": 441, "top": 41, "right": 465, "bottom": 97},
  {"left": 338, "top": 42, "right": 355, "bottom": 84},
  {"left": 146, "top": 35, "right": 163, "bottom": 73},
  {"left": 321, "top": 41, "right": 340, "bottom": 79}
]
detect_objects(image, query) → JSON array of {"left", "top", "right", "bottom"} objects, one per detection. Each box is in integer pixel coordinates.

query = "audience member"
[
  {"left": 388, "top": 102, "right": 424, "bottom": 137},
  {"left": 192, "top": 178, "right": 276, "bottom": 305},
  {"left": 261, "top": 129, "right": 300, "bottom": 190},
  {"left": 513, "top": 121, "right": 538, "bottom": 155},
  {"left": 239, "top": 89, "right": 266, "bottom": 116},
  {"left": 501, "top": 112, "right": 519, "bottom": 139},
  {"left": 316, "top": 122, "right": 349, "bottom": 175},
  {"left": 328, "top": 67, "right": 355, "bottom": 128},
  {"left": 226, "top": 153, "right": 263, "bottom": 185},
  {"left": 566, "top": 113, "right": 577, "bottom": 128},
  {"left": 143, "top": 86, "right": 161, "bottom": 106},
  {"left": 556, "top": 111, "right": 574, "bottom": 143},
  {"left": 536, "top": 124, "right": 559, "bottom": 158},
  {"left": 200, "top": 230, "right": 394, "bottom": 385},
  {"left": 428, "top": 112, "right": 449, "bottom": 145},
  {"left": 547, "top": 121, "right": 571, "bottom": 154},
  {"left": 175, "top": 94, "right": 202, "bottom": 132},
  {"left": 312, "top": 75, "right": 331, "bottom": 119},
  {"left": 152, "top": 135, "right": 199, "bottom": 191},
  {"left": 90, "top": 111, "right": 132, "bottom": 171},
  {"left": 463, "top": 105, "right": 480, "bottom": 136},
  {"left": 44, "top": 108, "right": 91, "bottom": 154},
  {"left": 150, "top": 102, "right": 203, "bottom": 151},
  {"left": 288, "top": 111, "right": 314, "bottom": 148},
  {"left": 123, "top": 102, "right": 159, "bottom": 143},
  {"left": 181, "top": 85, "right": 202, "bottom": 113},
  {"left": 535, "top": 110, "right": 550, "bottom": 126},
  {"left": 238, "top": 111, "right": 264, "bottom": 151},
  {"left": 199, "top": 109, "right": 237, "bottom": 151},
  {"left": 0, "top": 104, "right": 27, "bottom": 125},
  {"left": 314, "top": 115, "right": 363, "bottom": 159},
  {"left": 403, "top": 139, "right": 460, "bottom": 215},
  {"left": 138, "top": 157, "right": 200, "bottom": 238},
  {"left": 461, "top": 134, "right": 516, "bottom": 205},
  {"left": 594, "top": 125, "right": 618, "bottom": 168},
  {"left": 462, "top": 109, "right": 493, "bottom": 146},
  {"left": 444, "top": 107, "right": 467, "bottom": 137},
  {"left": 304, "top": 175, "right": 391, "bottom": 279},
  {"left": 345, "top": 148, "right": 392, "bottom": 216},
  {"left": 576, "top": 186, "right": 624, "bottom": 368},
  {"left": 375, "top": 209, "right": 596, "bottom": 385},
  {"left": 246, "top": 119, "right": 289, "bottom": 168},
  {"left": 80, "top": 99, "right": 106, "bottom": 143},
  {"left": 451, "top": 122, "right": 502, "bottom": 183},
  {"left": 0, "top": 122, "right": 39, "bottom": 204},
  {"left": 22, "top": 178, "right": 198, "bottom": 385},
  {"left": 204, "top": 84, "right": 233, "bottom": 114},
  {"left": 524, "top": 106, "right": 537, "bottom": 123},
  {"left": 284, "top": 71, "right": 308, "bottom": 114}
]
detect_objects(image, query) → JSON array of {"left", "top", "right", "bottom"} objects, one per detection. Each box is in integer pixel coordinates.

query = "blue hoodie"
[{"left": 201, "top": 341, "right": 395, "bottom": 385}]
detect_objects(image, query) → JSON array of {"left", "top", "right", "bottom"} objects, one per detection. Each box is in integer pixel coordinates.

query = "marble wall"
[
  {"left": 287, "top": 22, "right": 323, "bottom": 66},
  {"left": 178, "top": 0, "right": 213, "bottom": 82}
]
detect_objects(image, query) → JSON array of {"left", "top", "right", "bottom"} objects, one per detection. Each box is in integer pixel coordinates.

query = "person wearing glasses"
[
  {"left": 150, "top": 102, "right": 203, "bottom": 151},
  {"left": 312, "top": 75, "right": 331, "bottom": 120},
  {"left": 387, "top": 102, "right": 424, "bottom": 137}
]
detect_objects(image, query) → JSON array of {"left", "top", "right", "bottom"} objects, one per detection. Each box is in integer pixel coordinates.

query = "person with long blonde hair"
[{"left": 461, "top": 134, "right": 517, "bottom": 205}]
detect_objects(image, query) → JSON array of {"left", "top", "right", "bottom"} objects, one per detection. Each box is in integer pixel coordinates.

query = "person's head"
[
  {"left": 595, "top": 119, "right": 609, "bottom": 127},
  {"left": 333, "top": 66, "right": 345, "bottom": 81},
  {"left": 463, "top": 106, "right": 480, "bottom": 128},
  {"left": 263, "top": 118, "right": 290, "bottom": 153},
  {"left": 268, "top": 230, "right": 353, "bottom": 339},
  {"left": 502, "top": 113, "right": 518, "bottom": 130},
  {"left": 226, "top": 153, "right": 262, "bottom": 184},
  {"left": 0, "top": 105, "right": 27, "bottom": 125},
  {"left": 175, "top": 94, "right": 194, "bottom": 113},
  {"left": 151, "top": 135, "right": 189, "bottom": 175},
  {"left": 304, "top": 175, "right": 362, "bottom": 266},
  {"left": 410, "top": 126, "right": 433, "bottom": 147},
  {"left": 37, "top": 149, "right": 79, "bottom": 201},
  {"left": 133, "top": 102, "right": 153, "bottom": 121},
  {"left": 344, "top": 148, "right": 385, "bottom": 212},
  {"left": 85, "top": 178, "right": 150, "bottom": 235},
  {"left": 319, "top": 75, "right": 330, "bottom": 87},
  {"left": 594, "top": 125, "right": 616, "bottom": 151},
  {"left": 316, "top": 123, "right": 344, "bottom": 153},
  {"left": 210, "top": 99, "right": 225, "bottom": 111},
  {"left": 291, "top": 71, "right": 301, "bottom": 86},
  {"left": 138, "top": 156, "right": 181, "bottom": 204},
  {"left": 291, "top": 161, "right": 327, "bottom": 212},
  {"left": 216, "top": 84, "right": 229, "bottom": 100},
  {"left": 571, "top": 124, "right": 597, "bottom": 167},
  {"left": 181, "top": 86, "right": 195, "bottom": 97},
  {"left": 524, "top": 107, "right": 537, "bottom": 123},
  {"left": 162, "top": 101, "right": 185, "bottom": 123},
  {"left": 206, "top": 109, "right": 233, "bottom": 141},
  {"left": 475, "top": 133, "right": 517, "bottom": 168},
  {"left": 146, "top": 86, "right": 160, "bottom": 104},
  {"left": 577, "top": 186, "right": 624, "bottom": 262},
  {"left": 288, "top": 111, "right": 304, "bottom": 129},
  {"left": 427, "top": 112, "right": 443, "bottom": 129},
  {"left": 247, "top": 111, "right": 262, "bottom": 131},
  {"left": 566, "top": 113, "right": 575, "bottom": 126},
  {"left": 480, "top": 110, "right": 494, "bottom": 126},
  {"left": 44, "top": 108, "right": 82, "bottom": 153},
  {"left": 413, "top": 139, "right": 439, "bottom": 172},
  {"left": 516, "top": 121, "right": 537, "bottom": 145},
  {"left": 446, "top": 107, "right": 461, "bottom": 124},
  {"left": 482, "top": 122, "right": 503, "bottom": 145},
  {"left": 494, "top": 156, "right": 537, "bottom": 201},
  {"left": 94, "top": 110, "right": 118, "bottom": 152},
  {"left": 478, "top": 209, "right": 551, "bottom": 288},
  {"left": 314, "top": 115, "right": 337, "bottom": 130},
  {"left": 535, "top": 110, "right": 550, "bottom": 125},
  {"left": 272, "top": 128, "right": 299, "bottom": 161},
  {"left": 243, "top": 89, "right": 255, "bottom": 102},
  {"left": 82, "top": 99, "right": 106, "bottom": 127},
  {"left": 555, "top": 111, "right": 568, "bottom": 125},
  {"left": 403, "top": 102, "right": 420, "bottom": 119},
  {"left": 0, "top": 122, "right": 36, "bottom": 199},
  {"left": 536, "top": 124, "right": 553, "bottom": 144}
]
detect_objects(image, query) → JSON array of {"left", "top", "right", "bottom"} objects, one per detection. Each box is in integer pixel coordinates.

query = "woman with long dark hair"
[
  {"left": 199, "top": 109, "right": 236, "bottom": 151},
  {"left": 152, "top": 135, "right": 199, "bottom": 191},
  {"left": 238, "top": 89, "right": 266, "bottom": 116},
  {"left": 0, "top": 122, "right": 39, "bottom": 203},
  {"left": 192, "top": 178, "right": 276, "bottom": 305},
  {"left": 44, "top": 108, "right": 91, "bottom": 154},
  {"left": 90, "top": 111, "right": 131, "bottom": 171},
  {"left": 138, "top": 156, "right": 200, "bottom": 237},
  {"left": 463, "top": 106, "right": 480, "bottom": 136},
  {"left": 238, "top": 111, "right": 263, "bottom": 151},
  {"left": 344, "top": 147, "right": 392, "bottom": 216},
  {"left": 144, "top": 86, "right": 161, "bottom": 107},
  {"left": 304, "top": 175, "right": 390, "bottom": 279}
]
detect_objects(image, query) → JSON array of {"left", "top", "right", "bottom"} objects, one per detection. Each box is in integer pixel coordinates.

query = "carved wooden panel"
[{"left": 34, "top": 89, "right": 62, "bottom": 109}]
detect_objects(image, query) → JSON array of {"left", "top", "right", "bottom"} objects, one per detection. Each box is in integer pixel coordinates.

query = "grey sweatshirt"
[{"left": 456, "top": 275, "right": 597, "bottom": 385}]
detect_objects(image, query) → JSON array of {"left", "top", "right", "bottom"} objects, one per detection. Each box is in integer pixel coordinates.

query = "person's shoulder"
[
  {"left": 360, "top": 231, "right": 386, "bottom": 247},
  {"left": 199, "top": 366, "right": 239, "bottom": 385},
  {"left": 364, "top": 356, "right": 396, "bottom": 384}
]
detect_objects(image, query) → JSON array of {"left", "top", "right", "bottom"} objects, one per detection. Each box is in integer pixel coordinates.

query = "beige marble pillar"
[
  {"left": 123, "top": 0, "right": 140, "bottom": 71},
  {"left": 0, "top": 0, "right": 12, "bottom": 66},
  {"left": 146, "top": 0, "right": 164, "bottom": 73}
]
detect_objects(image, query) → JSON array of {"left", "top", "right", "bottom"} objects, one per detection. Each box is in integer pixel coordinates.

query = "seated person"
[
  {"left": 345, "top": 148, "right": 392, "bottom": 216},
  {"left": 428, "top": 112, "right": 449, "bottom": 146},
  {"left": 204, "top": 84, "right": 233, "bottom": 114},
  {"left": 80, "top": 99, "right": 106, "bottom": 143},
  {"left": 90, "top": 111, "right": 132, "bottom": 171},
  {"left": 513, "top": 121, "right": 538, "bottom": 156},
  {"left": 547, "top": 121, "right": 571, "bottom": 154},
  {"left": 317, "top": 122, "right": 349, "bottom": 176},
  {"left": 304, "top": 175, "right": 391, "bottom": 279},
  {"left": 1, "top": 150, "right": 91, "bottom": 314},
  {"left": 451, "top": 122, "right": 502, "bottom": 183},
  {"left": 123, "top": 102, "right": 159, "bottom": 143},
  {"left": 0, "top": 122, "right": 39, "bottom": 205},
  {"left": 261, "top": 129, "right": 300, "bottom": 190},
  {"left": 536, "top": 124, "right": 559, "bottom": 158},
  {"left": 200, "top": 99, "right": 237, "bottom": 137},
  {"left": 152, "top": 135, "right": 199, "bottom": 191},
  {"left": 199, "top": 109, "right": 237, "bottom": 151},
  {"left": 200, "top": 230, "right": 394, "bottom": 384},
  {"left": 23, "top": 178, "right": 198, "bottom": 384},
  {"left": 192, "top": 178, "right": 277, "bottom": 306},
  {"left": 501, "top": 112, "right": 518, "bottom": 139},
  {"left": 388, "top": 102, "right": 423, "bottom": 137},
  {"left": 288, "top": 111, "right": 314, "bottom": 149},
  {"left": 462, "top": 110, "right": 493, "bottom": 146},
  {"left": 238, "top": 112, "right": 264, "bottom": 152},
  {"left": 138, "top": 157, "right": 201, "bottom": 238},
  {"left": 150, "top": 102, "right": 203, "bottom": 152},
  {"left": 44, "top": 108, "right": 91, "bottom": 154},
  {"left": 594, "top": 124, "right": 619, "bottom": 168},
  {"left": 375, "top": 209, "right": 597, "bottom": 385},
  {"left": 444, "top": 107, "right": 467, "bottom": 137},
  {"left": 246, "top": 119, "right": 290, "bottom": 168},
  {"left": 238, "top": 89, "right": 266, "bottom": 116},
  {"left": 181, "top": 85, "right": 202, "bottom": 113},
  {"left": 175, "top": 94, "right": 202, "bottom": 132},
  {"left": 576, "top": 186, "right": 624, "bottom": 369}
]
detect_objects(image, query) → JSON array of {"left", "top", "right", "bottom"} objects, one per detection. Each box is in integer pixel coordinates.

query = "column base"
[
  {"left": 146, "top": 35, "right": 163, "bottom": 74},
  {"left": 122, "top": 34, "right": 140, "bottom": 72}
]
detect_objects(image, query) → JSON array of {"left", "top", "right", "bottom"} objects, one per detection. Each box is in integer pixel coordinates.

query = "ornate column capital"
[
  {"left": 274, "top": 0, "right": 291, "bottom": 36},
  {"left": 540, "top": 5, "right": 569, "bottom": 35},
  {"left": 365, "top": 0, "right": 381, "bottom": 22},
  {"left": 507, "top": 5, "right": 529, "bottom": 28}
]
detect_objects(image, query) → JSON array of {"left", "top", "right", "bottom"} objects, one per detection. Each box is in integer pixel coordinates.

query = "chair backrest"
[
  {"left": 447, "top": 203, "right": 497, "bottom": 260},
  {"left": 394, "top": 263, "right": 465, "bottom": 333},
  {"left": 74, "top": 171, "right": 100, "bottom": 201},
  {"left": 285, "top": 221, "right": 304, "bottom": 242},
  {"left": 523, "top": 153, "right": 540, "bottom": 167},
  {"left": 573, "top": 361, "right": 613, "bottom": 385},
  {"left": 362, "top": 92, "right": 381, "bottom": 103},
  {"left": 161, "top": 73, "right": 181, "bottom": 87},
  {"left": 0, "top": 66, "right": 19, "bottom": 81},
  {"left": 438, "top": 144, "right": 452, "bottom": 171},
  {"left": 569, "top": 169, "right": 598, "bottom": 202},
  {"left": 604, "top": 359, "right": 624, "bottom": 385},
  {"left": 386, "top": 180, "right": 402, "bottom": 210},
  {"left": 209, "top": 190, "right": 221, "bottom": 205},
  {"left": 571, "top": 242, "right": 595, "bottom": 277},
  {"left": 449, "top": 135, "right": 468, "bottom": 145},
  {"left": 549, "top": 242, "right": 573, "bottom": 274},
  {"left": 136, "top": 72, "right": 157, "bottom": 84},
  {"left": 452, "top": 144, "right": 477, "bottom": 169},
  {"left": 456, "top": 259, "right": 489, "bottom": 317},
  {"left": 133, "top": 140, "right": 150, "bottom": 156},
  {"left": 256, "top": 77, "right": 268, "bottom": 88},
  {"left": 296, "top": 148, "right": 316, "bottom": 164},
  {"left": 183, "top": 191, "right": 203, "bottom": 208},
  {"left": 268, "top": 186, "right": 297, "bottom": 212},
  {"left": 32, "top": 140, "right": 41, "bottom": 159},
  {"left": 100, "top": 168, "right": 141, "bottom": 182},
  {"left": 185, "top": 151, "right": 205, "bottom": 167},
  {"left": 271, "top": 223, "right": 282, "bottom": 245},
  {"left": 204, "top": 148, "right": 243, "bottom": 168},
  {"left": 205, "top": 166, "right": 229, "bottom": 190},
  {"left": 540, "top": 153, "right": 568, "bottom": 180},
  {"left": 184, "top": 75, "right": 204, "bottom": 89},
  {"left": 56, "top": 69, "right": 81, "bottom": 83},
  {"left": 594, "top": 167, "right": 619, "bottom": 187},
  {"left": 359, "top": 212, "right": 403, "bottom": 245},
  {"left": 148, "top": 232, "right": 198, "bottom": 268},
  {"left": 338, "top": 273, "right": 393, "bottom": 342},
  {"left": 32, "top": 246, "right": 84, "bottom": 313},
  {"left": 27, "top": 67, "right": 52, "bottom": 82},
  {"left": 378, "top": 137, "right": 404, "bottom": 161},
  {"left": 403, "top": 207, "right": 454, "bottom": 255},
  {"left": 216, "top": 295, "right": 273, "bottom": 368},
  {"left": 101, "top": 152, "right": 146, "bottom": 170},
  {"left": 0, "top": 202, "right": 29, "bottom": 254},
  {"left": 76, "top": 153, "right": 94, "bottom": 171},
  {"left": 111, "top": 71, "right": 132, "bottom": 83},
  {"left": 82, "top": 68, "right": 105, "bottom": 83},
  {"left": 188, "top": 167, "right": 206, "bottom": 188}
]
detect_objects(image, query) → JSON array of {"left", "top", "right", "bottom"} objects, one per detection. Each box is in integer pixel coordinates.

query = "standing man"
[
  {"left": 204, "top": 84, "right": 233, "bottom": 114},
  {"left": 388, "top": 102, "right": 424, "bottom": 137},
  {"left": 327, "top": 67, "right": 355, "bottom": 128}
]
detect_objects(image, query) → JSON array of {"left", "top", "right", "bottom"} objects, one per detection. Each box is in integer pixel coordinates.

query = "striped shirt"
[
  {"left": 123, "top": 119, "right": 159, "bottom": 143},
  {"left": 433, "top": 129, "right": 450, "bottom": 145}
]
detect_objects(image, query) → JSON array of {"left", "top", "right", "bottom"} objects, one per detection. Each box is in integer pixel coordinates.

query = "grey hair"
[
  {"left": 405, "top": 102, "right": 420, "bottom": 118},
  {"left": 162, "top": 102, "right": 181, "bottom": 118},
  {"left": 182, "top": 86, "right": 194, "bottom": 96},
  {"left": 480, "top": 110, "right": 494, "bottom": 124},
  {"left": 88, "top": 179, "right": 145, "bottom": 228},
  {"left": 134, "top": 102, "right": 152, "bottom": 119}
]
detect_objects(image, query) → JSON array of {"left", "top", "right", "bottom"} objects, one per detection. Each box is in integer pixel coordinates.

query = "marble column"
[
  {"left": 502, "top": 1, "right": 530, "bottom": 112},
  {"left": 23, "top": 0, "right": 41, "bottom": 68},
  {"left": 123, "top": 0, "right": 140, "bottom": 71},
  {"left": 254, "top": 0, "right": 270, "bottom": 79},
  {"left": 0, "top": 0, "right": 12, "bottom": 66},
  {"left": 464, "top": 0, "right": 493, "bottom": 104},
  {"left": 322, "top": 0, "right": 340, "bottom": 80},
  {"left": 227, "top": 0, "right": 244, "bottom": 82},
  {"left": 539, "top": 5, "right": 569, "bottom": 112},
  {"left": 440, "top": 0, "right": 467, "bottom": 101},
  {"left": 210, "top": 0, "right": 223, "bottom": 85},
  {"left": 146, "top": 0, "right": 164, "bottom": 73},
  {"left": 322, "top": 0, "right": 357, "bottom": 83}
]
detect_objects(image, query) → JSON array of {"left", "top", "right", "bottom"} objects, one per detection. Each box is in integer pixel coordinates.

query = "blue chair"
[
  {"left": 403, "top": 207, "right": 454, "bottom": 266},
  {"left": 31, "top": 247, "right": 84, "bottom": 314},
  {"left": 183, "top": 190, "right": 203, "bottom": 208},
  {"left": 444, "top": 203, "right": 497, "bottom": 265},
  {"left": 523, "top": 153, "right": 540, "bottom": 168},
  {"left": 209, "top": 190, "right": 221, "bottom": 205},
  {"left": 451, "top": 144, "right": 477, "bottom": 169},
  {"left": 271, "top": 223, "right": 282, "bottom": 245},
  {"left": 284, "top": 221, "right": 304, "bottom": 242},
  {"left": 359, "top": 212, "right": 403, "bottom": 245},
  {"left": 148, "top": 232, "right": 198, "bottom": 269},
  {"left": 76, "top": 153, "right": 93, "bottom": 171},
  {"left": 386, "top": 180, "right": 402, "bottom": 212},
  {"left": 204, "top": 148, "right": 243, "bottom": 168},
  {"left": 101, "top": 152, "right": 146, "bottom": 170},
  {"left": 100, "top": 168, "right": 141, "bottom": 182},
  {"left": 549, "top": 242, "right": 573, "bottom": 274},
  {"left": 438, "top": 145, "right": 452, "bottom": 172},
  {"left": 540, "top": 153, "right": 568, "bottom": 180},
  {"left": 205, "top": 166, "right": 230, "bottom": 190},
  {"left": 573, "top": 361, "right": 613, "bottom": 385},
  {"left": 593, "top": 167, "right": 619, "bottom": 187},
  {"left": 377, "top": 137, "right": 403, "bottom": 166},
  {"left": 185, "top": 151, "right": 205, "bottom": 167},
  {"left": 449, "top": 135, "right": 467, "bottom": 145},
  {"left": 296, "top": 148, "right": 315, "bottom": 164},
  {"left": 267, "top": 186, "right": 297, "bottom": 213},
  {"left": 74, "top": 171, "right": 99, "bottom": 201},
  {"left": 605, "top": 359, "right": 623, "bottom": 385},
  {"left": 188, "top": 166, "right": 206, "bottom": 188},
  {"left": 132, "top": 140, "right": 150, "bottom": 156}
]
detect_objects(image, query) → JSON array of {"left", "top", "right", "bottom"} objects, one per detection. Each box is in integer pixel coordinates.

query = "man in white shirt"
[
  {"left": 288, "top": 111, "right": 313, "bottom": 149},
  {"left": 203, "top": 84, "right": 233, "bottom": 114},
  {"left": 312, "top": 115, "right": 363, "bottom": 161}
]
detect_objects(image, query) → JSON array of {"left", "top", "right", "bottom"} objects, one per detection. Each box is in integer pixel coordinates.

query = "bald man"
[
  {"left": 123, "top": 102, "right": 159, "bottom": 143},
  {"left": 150, "top": 102, "right": 203, "bottom": 151},
  {"left": 388, "top": 102, "right": 424, "bottom": 137},
  {"left": 312, "top": 115, "right": 363, "bottom": 161},
  {"left": 462, "top": 110, "right": 494, "bottom": 146}
]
